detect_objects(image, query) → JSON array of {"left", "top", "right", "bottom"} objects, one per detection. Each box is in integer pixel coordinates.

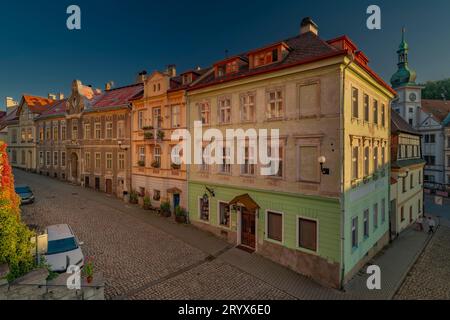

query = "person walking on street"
[
  {"left": 427, "top": 216, "right": 436, "bottom": 234},
  {"left": 417, "top": 215, "right": 424, "bottom": 232}
]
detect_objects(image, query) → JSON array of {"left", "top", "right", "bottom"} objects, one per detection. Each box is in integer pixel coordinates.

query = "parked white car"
[{"left": 44, "top": 224, "right": 84, "bottom": 272}]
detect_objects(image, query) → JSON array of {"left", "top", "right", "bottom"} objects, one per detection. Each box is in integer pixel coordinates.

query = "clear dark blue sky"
[{"left": 1, "top": 0, "right": 449, "bottom": 110}]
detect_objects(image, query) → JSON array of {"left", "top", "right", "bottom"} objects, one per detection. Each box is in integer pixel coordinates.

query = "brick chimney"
[
  {"left": 5, "top": 97, "right": 18, "bottom": 109},
  {"left": 166, "top": 64, "right": 177, "bottom": 77},
  {"left": 48, "top": 93, "right": 57, "bottom": 100},
  {"left": 300, "top": 17, "right": 319, "bottom": 36},
  {"left": 105, "top": 81, "right": 114, "bottom": 91},
  {"left": 58, "top": 93, "right": 65, "bottom": 100},
  {"left": 136, "top": 71, "right": 147, "bottom": 84}
]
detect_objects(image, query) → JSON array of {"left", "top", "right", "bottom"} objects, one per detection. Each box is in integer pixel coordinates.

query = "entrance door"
[
  {"left": 106, "top": 179, "right": 113, "bottom": 194},
  {"left": 95, "top": 177, "right": 100, "bottom": 191},
  {"left": 241, "top": 208, "right": 256, "bottom": 249},
  {"left": 70, "top": 153, "right": 78, "bottom": 181},
  {"left": 173, "top": 194, "right": 180, "bottom": 209},
  {"left": 85, "top": 176, "right": 90, "bottom": 188}
]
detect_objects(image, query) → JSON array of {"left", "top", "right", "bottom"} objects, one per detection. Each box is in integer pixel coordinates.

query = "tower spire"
[{"left": 390, "top": 27, "right": 417, "bottom": 88}]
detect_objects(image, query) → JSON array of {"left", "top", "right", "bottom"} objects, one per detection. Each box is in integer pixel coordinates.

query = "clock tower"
[{"left": 390, "top": 28, "right": 423, "bottom": 129}]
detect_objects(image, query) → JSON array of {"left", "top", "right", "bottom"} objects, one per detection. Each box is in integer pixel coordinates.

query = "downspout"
[
  {"left": 339, "top": 53, "right": 354, "bottom": 289},
  {"left": 186, "top": 90, "right": 190, "bottom": 222}
]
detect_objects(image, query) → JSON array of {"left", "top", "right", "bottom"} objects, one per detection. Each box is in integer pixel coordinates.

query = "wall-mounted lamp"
[
  {"left": 318, "top": 156, "right": 330, "bottom": 175},
  {"left": 118, "top": 141, "right": 128, "bottom": 151},
  {"left": 203, "top": 187, "right": 215, "bottom": 200},
  {"left": 398, "top": 169, "right": 410, "bottom": 178}
]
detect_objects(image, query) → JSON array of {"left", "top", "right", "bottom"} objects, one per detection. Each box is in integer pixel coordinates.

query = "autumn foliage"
[{"left": 0, "top": 142, "right": 34, "bottom": 280}]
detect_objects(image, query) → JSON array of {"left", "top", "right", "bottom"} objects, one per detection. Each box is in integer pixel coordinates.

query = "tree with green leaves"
[{"left": 421, "top": 79, "right": 450, "bottom": 100}]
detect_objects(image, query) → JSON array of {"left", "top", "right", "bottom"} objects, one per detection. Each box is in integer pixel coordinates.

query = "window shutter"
[
  {"left": 299, "top": 218, "right": 317, "bottom": 251},
  {"left": 267, "top": 212, "right": 282, "bottom": 242}
]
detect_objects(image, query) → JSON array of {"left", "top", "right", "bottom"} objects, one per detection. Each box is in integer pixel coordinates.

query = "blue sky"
[{"left": 1, "top": 0, "right": 449, "bottom": 110}]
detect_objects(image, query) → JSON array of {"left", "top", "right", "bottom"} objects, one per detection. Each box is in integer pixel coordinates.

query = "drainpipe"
[
  {"left": 186, "top": 91, "right": 190, "bottom": 222},
  {"left": 339, "top": 53, "right": 354, "bottom": 289}
]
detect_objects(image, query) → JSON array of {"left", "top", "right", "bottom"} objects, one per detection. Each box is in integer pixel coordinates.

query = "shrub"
[
  {"left": 175, "top": 206, "right": 187, "bottom": 217},
  {"left": 143, "top": 196, "right": 152, "bottom": 210},
  {"left": 0, "top": 142, "right": 35, "bottom": 281},
  {"left": 157, "top": 130, "right": 165, "bottom": 140},
  {"left": 129, "top": 190, "right": 139, "bottom": 204},
  {"left": 160, "top": 202, "right": 171, "bottom": 213},
  {"left": 151, "top": 160, "right": 161, "bottom": 169}
]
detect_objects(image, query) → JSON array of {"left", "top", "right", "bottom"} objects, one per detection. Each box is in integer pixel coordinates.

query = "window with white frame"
[
  {"left": 200, "top": 146, "right": 210, "bottom": 172},
  {"left": 199, "top": 102, "right": 210, "bottom": 125},
  {"left": 95, "top": 153, "right": 101, "bottom": 169},
  {"left": 61, "top": 124, "right": 66, "bottom": 140},
  {"left": 267, "top": 211, "right": 283, "bottom": 242},
  {"left": 267, "top": 145, "right": 283, "bottom": 178},
  {"left": 373, "top": 146, "right": 379, "bottom": 170},
  {"left": 39, "top": 152, "right": 44, "bottom": 166},
  {"left": 95, "top": 123, "right": 101, "bottom": 139},
  {"left": 363, "top": 94, "right": 369, "bottom": 122},
  {"left": 364, "top": 146, "right": 370, "bottom": 176},
  {"left": 53, "top": 125, "right": 58, "bottom": 141},
  {"left": 171, "top": 145, "right": 181, "bottom": 166},
  {"left": 267, "top": 89, "right": 283, "bottom": 119},
  {"left": 352, "top": 87, "right": 359, "bottom": 119},
  {"left": 199, "top": 197, "right": 209, "bottom": 221},
  {"left": 153, "top": 108, "right": 162, "bottom": 128},
  {"left": 118, "top": 152, "right": 125, "bottom": 170},
  {"left": 171, "top": 105, "right": 181, "bottom": 128},
  {"left": 352, "top": 145, "right": 360, "bottom": 181},
  {"left": 381, "top": 104, "right": 386, "bottom": 127},
  {"left": 219, "top": 147, "right": 231, "bottom": 174},
  {"left": 117, "top": 120, "right": 125, "bottom": 139},
  {"left": 46, "top": 151, "right": 51, "bottom": 166},
  {"left": 53, "top": 151, "right": 58, "bottom": 166},
  {"left": 45, "top": 127, "right": 51, "bottom": 140},
  {"left": 240, "top": 93, "right": 255, "bottom": 122},
  {"left": 106, "top": 122, "right": 113, "bottom": 139},
  {"left": 106, "top": 153, "right": 113, "bottom": 170},
  {"left": 219, "top": 202, "right": 230, "bottom": 228},
  {"left": 363, "top": 209, "right": 369, "bottom": 238},
  {"left": 138, "top": 111, "right": 144, "bottom": 129},
  {"left": 218, "top": 97, "right": 232, "bottom": 124},
  {"left": 85, "top": 152, "right": 91, "bottom": 169},
  {"left": 153, "top": 146, "right": 161, "bottom": 167},
  {"left": 373, "top": 100, "right": 379, "bottom": 125},
  {"left": 72, "top": 122, "right": 78, "bottom": 140},
  {"left": 139, "top": 146, "right": 145, "bottom": 164},
  {"left": 241, "top": 145, "right": 256, "bottom": 176}
]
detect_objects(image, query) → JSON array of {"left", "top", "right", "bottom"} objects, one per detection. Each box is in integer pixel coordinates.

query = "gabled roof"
[
  {"left": 0, "top": 106, "right": 19, "bottom": 129},
  {"left": 421, "top": 99, "right": 450, "bottom": 124},
  {"left": 21, "top": 95, "right": 54, "bottom": 113},
  {"left": 391, "top": 110, "right": 419, "bottom": 135},
  {"left": 36, "top": 99, "right": 67, "bottom": 120}
]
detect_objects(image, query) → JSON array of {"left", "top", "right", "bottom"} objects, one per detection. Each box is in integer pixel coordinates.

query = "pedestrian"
[
  {"left": 427, "top": 216, "right": 436, "bottom": 234},
  {"left": 417, "top": 215, "right": 424, "bottom": 232}
]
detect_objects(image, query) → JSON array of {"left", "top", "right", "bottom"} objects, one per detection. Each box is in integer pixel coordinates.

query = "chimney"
[
  {"left": 5, "top": 97, "right": 18, "bottom": 109},
  {"left": 105, "top": 81, "right": 114, "bottom": 91},
  {"left": 300, "top": 17, "right": 319, "bottom": 36},
  {"left": 136, "top": 71, "right": 147, "bottom": 84},
  {"left": 48, "top": 93, "right": 57, "bottom": 100},
  {"left": 166, "top": 64, "right": 177, "bottom": 78},
  {"left": 58, "top": 93, "right": 65, "bottom": 100}
]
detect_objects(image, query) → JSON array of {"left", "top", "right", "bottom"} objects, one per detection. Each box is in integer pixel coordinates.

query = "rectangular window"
[
  {"left": 418, "top": 199, "right": 422, "bottom": 214},
  {"left": 53, "top": 125, "right": 59, "bottom": 141},
  {"left": 53, "top": 151, "right": 58, "bottom": 166},
  {"left": 363, "top": 94, "right": 369, "bottom": 122},
  {"left": 424, "top": 155, "right": 436, "bottom": 166},
  {"left": 153, "top": 146, "right": 161, "bottom": 167},
  {"left": 240, "top": 93, "right": 255, "bottom": 122},
  {"left": 298, "top": 145, "right": 318, "bottom": 182},
  {"left": 45, "top": 127, "right": 51, "bottom": 140},
  {"left": 352, "top": 217, "right": 359, "bottom": 248},
  {"left": 61, "top": 152, "right": 66, "bottom": 167},
  {"left": 118, "top": 152, "right": 125, "bottom": 170},
  {"left": 402, "top": 177, "right": 407, "bottom": 193},
  {"left": 267, "top": 145, "right": 283, "bottom": 178},
  {"left": 364, "top": 146, "right": 370, "bottom": 176},
  {"left": 352, "top": 87, "right": 359, "bottom": 119},
  {"left": 363, "top": 209, "right": 370, "bottom": 238},
  {"left": 374, "top": 203, "right": 378, "bottom": 230},
  {"left": 139, "top": 146, "right": 145, "bottom": 164},
  {"left": 267, "top": 89, "right": 283, "bottom": 119},
  {"left": 410, "top": 173, "right": 414, "bottom": 189},
  {"left": 95, "top": 123, "right": 101, "bottom": 139},
  {"left": 401, "top": 206, "right": 405, "bottom": 221},
  {"left": 219, "top": 202, "right": 231, "bottom": 228},
  {"left": 106, "top": 153, "right": 113, "bottom": 170},
  {"left": 241, "top": 145, "right": 256, "bottom": 176},
  {"left": 85, "top": 152, "right": 91, "bottom": 169},
  {"left": 409, "top": 206, "right": 413, "bottom": 223},
  {"left": 267, "top": 211, "right": 283, "bottom": 242},
  {"left": 298, "top": 218, "right": 317, "bottom": 252},
  {"left": 117, "top": 121, "right": 125, "bottom": 139},
  {"left": 373, "top": 146, "right": 379, "bottom": 170},
  {"left": 138, "top": 111, "right": 144, "bottom": 130},
  {"left": 39, "top": 152, "right": 44, "bottom": 166},
  {"left": 106, "top": 122, "right": 113, "bottom": 139},
  {"left": 171, "top": 105, "right": 181, "bottom": 128},
  {"left": 153, "top": 108, "right": 162, "bottom": 128},
  {"left": 352, "top": 146, "right": 359, "bottom": 180},
  {"left": 381, "top": 104, "right": 386, "bottom": 127},
  {"left": 46, "top": 151, "right": 51, "bottom": 166},
  {"left": 61, "top": 124, "right": 66, "bottom": 140},
  {"left": 381, "top": 199, "right": 386, "bottom": 223},
  {"left": 218, "top": 97, "right": 232, "bottom": 124},
  {"left": 220, "top": 147, "right": 231, "bottom": 174},
  {"left": 199, "top": 197, "right": 209, "bottom": 221},
  {"left": 199, "top": 102, "right": 210, "bottom": 125},
  {"left": 381, "top": 146, "right": 386, "bottom": 167},
  {"left": 72, "top": 123, "right": 78, "bottom": 140},
  {"left": 95, "top": 153, "right": 101, "bottom": 169},
  {"left": 200, "top": 146, "right": 210, "bottom": 172},
  {"left": 373, "top": 100, "right": 379, "bottom": 125},
  {"left": 84, "top": 123, "right": 91, "bottom": 139}
]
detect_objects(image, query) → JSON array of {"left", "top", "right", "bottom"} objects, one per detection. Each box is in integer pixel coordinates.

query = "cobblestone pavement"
[
  {"left": 395, "top": 226, "right": 450, "bottom": 300},
  {"left": 14, "top": 170, "right": 295, "bottom": 300}
]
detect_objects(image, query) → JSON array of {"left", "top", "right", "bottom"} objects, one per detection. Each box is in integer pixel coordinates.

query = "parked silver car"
[{"left": 44, "top": 224, "right": 84, "bottom": 272}]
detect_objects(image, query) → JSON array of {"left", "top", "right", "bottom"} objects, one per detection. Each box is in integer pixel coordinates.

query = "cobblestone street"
[
  {"left": 395, "top": 225, "right": 450, "bottom": 300},
  {"left": 15, "top": 170, "right": 297, "bottom": 300}
]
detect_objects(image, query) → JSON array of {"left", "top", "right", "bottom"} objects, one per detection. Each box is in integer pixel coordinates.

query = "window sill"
[
  {"left": 265, "top": 237, "right": 283, "bottom": 246},
  {"left": 296, "top": 246, "right": 318, "bottom": 256}
]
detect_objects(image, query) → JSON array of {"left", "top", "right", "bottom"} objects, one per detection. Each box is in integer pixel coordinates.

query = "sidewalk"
[{"left": 344, "top": 227, "right": 431, "bottom": 299}]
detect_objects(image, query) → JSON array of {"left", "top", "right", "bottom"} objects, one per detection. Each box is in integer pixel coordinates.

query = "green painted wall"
[
  {"left": 188, "top": 181, "right": 342, "bottom": 264},
  {"left": 343, "top": 175, "right": 390, "bottom": 274}
]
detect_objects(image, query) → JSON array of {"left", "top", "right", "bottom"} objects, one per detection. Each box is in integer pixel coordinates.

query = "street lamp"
[
  {"left": 318, "top": 156, "right": 330, "bottom": 175},
  {"left": 118, "top": 141, "right": 128, "bottom": 151}
]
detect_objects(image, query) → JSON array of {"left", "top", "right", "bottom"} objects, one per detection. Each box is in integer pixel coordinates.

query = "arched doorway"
[{"left": 70, "top": 153, "right": 79, "bottom": 181}]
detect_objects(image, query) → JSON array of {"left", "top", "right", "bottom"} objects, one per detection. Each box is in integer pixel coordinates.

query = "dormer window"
[
  {"left": 214, "top": 57, "right": 246, "bottom": 78},
  {"left": 249, "top": 43, "right": 289, "bottom": 69},
  {"left": 182, "top": 73, "right": 192, "bottom": 85}
]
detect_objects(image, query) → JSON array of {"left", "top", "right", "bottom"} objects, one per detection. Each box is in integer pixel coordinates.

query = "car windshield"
[
  {"left": 15, "top": 187, "right": 31, "bottom": 194},
  {"left": 47, "top": 237, "right": 78, "bottom": 255}
]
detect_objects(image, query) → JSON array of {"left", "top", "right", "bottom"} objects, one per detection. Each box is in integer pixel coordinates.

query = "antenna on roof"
[{"left": 225, "top": 49, "right": 229, "bottom": 59}]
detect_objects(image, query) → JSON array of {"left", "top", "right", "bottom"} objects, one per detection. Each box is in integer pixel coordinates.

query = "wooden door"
[
  {"left": 241, "top": 208, "right": 256, "bottom": 249},
  {"left": 106, "top": 179, "right": 113, "bottom": 194}
]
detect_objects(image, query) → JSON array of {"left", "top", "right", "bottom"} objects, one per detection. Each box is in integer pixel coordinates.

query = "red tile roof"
[
  {"left": 91, "top": 83, "right": 143, "bottom": 109},
  {"left": 391, "top": 110, "right": 419, "bottom": 135},
  {"left": 421, "top": 99, "right": 450, "bottom": 123},
  {"left": 0, "top": 106, "right": 19, "bottom": 129},
  {"left": 37, "top": 100, "right": 67, "bottom": 119},
  {"left": 188, "top": 31, "right": 395, "bottom": 96},
  {"left": 22, "top": 95, "right": 54, "bottom": 113}
]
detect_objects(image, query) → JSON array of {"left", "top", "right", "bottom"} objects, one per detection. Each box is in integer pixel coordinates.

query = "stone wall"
[{"left": 0, "top": 265, "right": 105, "bottom": 300}]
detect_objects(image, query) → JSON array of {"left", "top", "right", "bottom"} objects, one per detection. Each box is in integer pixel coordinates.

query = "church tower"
[{"left": 390, "top": 28, "right": 423, "bottom": 129}]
